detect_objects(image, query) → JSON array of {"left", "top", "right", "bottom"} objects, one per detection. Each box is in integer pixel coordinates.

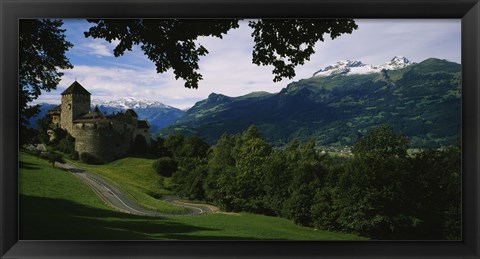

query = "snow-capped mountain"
[
  {"left": 91, "top": 97, "right": 173, "bottom": 110},
  {"left": 30, "top": 98, "right": 186, "bottom": 135},
  {"left": 90, "top": 98, "right": 186, "bottom": 134},
  {"left": 312, "top": 56, "right": 414, "bottom": 77}
]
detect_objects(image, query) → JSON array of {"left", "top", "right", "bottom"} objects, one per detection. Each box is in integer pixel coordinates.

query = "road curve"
[{"left": 55, "top": 162, "right": 216, "bottom": 217}]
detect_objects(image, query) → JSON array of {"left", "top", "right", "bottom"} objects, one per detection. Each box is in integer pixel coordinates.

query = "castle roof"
[
  {"left": 137, "top": 120, "right": 150, "bottom": 129},
  {"left": 124, "top": 109, "right": 138, "bottom": 118},
  {"left": 76, "top": 106, "right": 104, "bottom": 120},
  {"left": 61, "top": 81, "right": 91, "bottom": 95}
]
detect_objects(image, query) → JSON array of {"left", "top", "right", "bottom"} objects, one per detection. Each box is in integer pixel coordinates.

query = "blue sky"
[{"left": 35, "top": 19, "right": 461, "bottom": 109}]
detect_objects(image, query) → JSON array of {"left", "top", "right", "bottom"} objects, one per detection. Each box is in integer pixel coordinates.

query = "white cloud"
[
  {"left": 36, "top": 19, "right": 461, "bottom": 110},
  {"left": 71, "top": 38, "right": 116, "bottom": 57}
]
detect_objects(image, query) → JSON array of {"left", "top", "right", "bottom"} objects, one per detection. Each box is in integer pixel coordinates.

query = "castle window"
[
  {"left": 68, "top": 104, "right": 71, "bottom": 110},
  {"left": 94, "top": 122, "right": 97, "bottom": 129},
  {"left": 82, "top": 123, "right": 85, "bottom": 129}
]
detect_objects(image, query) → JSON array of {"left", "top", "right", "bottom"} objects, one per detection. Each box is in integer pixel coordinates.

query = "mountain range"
[
  {"left": 29, "top": 57, "right": 461, "bottom": 148},
  {"left": 29, "top": 98, "right": 186, "bottom": 135},
  {"left": 161, "top": 57, "right": 461, "bottom": 148},
  {"left": 312, "top": 56, "right": 413, "bottom": 77}
]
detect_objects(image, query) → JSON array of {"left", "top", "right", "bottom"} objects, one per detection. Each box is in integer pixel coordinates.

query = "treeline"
[{"left": 153, "top": 124, "right": 460, "bottom": 240}]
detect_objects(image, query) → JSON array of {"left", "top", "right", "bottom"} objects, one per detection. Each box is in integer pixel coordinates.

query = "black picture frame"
[{"left": 1, "top": 0, "right": 479, "bottom": 258}]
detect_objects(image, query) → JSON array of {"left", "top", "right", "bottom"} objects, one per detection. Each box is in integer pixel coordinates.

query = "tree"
[
  {"left": 85, "top": 19, "right": 239, "bottom": 89},
  {"left": 282, "top": 139, "right": 325, "bottom": 226},
  {"left": 152, "top": 157, "right": 178, "bottom": 177},
  {"left": 36, "top": 115, "right": 52, "bottom": 144},
  {"left": 84, "top": 19, "right": 358, "bottom": 88},
  {"left": 130, "top": 135, "right": 148, "bottom": 155},
  {"left": 351, "top": 124, "right": 408, "bottom": 160},
  {"left": 204, "top": 133, "right": 239, "bottom": 210},
  {"left": 336, "top": 125, "right": 412, "bottom": 238},
  {"left": 19, "top": 19, "right": 73, "bottom": 145},
  {"left": 163, "top": 133, "right": 185, "bottom": 158},
  {"left": 177, "top": 135, "right": 210, "bottom": 159},
  {"left": 407, "top": 146, "right": 461, "bottom": 239},
  {"left": 19, "top": 19, "right": 357, "bottom": 143},
  {"left": 249, "top": 19, "right": 358, "bottom": 82},
  {"left": 233, "top": 135, "right": 272, "bottom": 212}
]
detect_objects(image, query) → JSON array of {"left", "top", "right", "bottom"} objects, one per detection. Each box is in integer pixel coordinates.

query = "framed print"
[{"left": 1, "top": 0, "right": 479, "bottom": 258}]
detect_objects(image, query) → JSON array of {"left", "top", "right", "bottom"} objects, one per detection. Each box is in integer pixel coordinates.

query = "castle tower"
[{"left": 60, "top": 81, "right": 91, "bottom": 135}]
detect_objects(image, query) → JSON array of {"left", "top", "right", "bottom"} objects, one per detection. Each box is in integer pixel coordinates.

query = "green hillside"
[
  {"left": 19, "top": 151, "right": 365, "bottom": 240},
  {"left": 161, "top": 58, "right": 461, "bottom": 148}
]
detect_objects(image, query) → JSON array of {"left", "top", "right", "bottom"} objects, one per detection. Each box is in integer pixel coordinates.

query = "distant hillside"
[{"left": 161, "top": 57, "right": 461, "bottom": 148}]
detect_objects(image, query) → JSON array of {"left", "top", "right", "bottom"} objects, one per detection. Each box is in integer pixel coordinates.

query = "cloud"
[
  {"left": 74, "top": 40, "right": 115, "bottom": 57},
  {"left": 35, "top": 19, "right": 460, "bottom": 110}
]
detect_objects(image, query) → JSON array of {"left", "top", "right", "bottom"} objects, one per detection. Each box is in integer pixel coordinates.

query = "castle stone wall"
[
  {"left": 73, "top": 121, "right": 133, "bottom": 163},
  {"left": 51, "top": 84, "right": 152, "bottom": 163},
  {"left": 61, "top": 94, "right": 90, "bottom": 135}
]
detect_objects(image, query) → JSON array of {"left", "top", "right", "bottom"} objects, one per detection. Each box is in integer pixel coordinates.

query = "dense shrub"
[
  {"left": 152, "top": 157, "right": 178, "bottom": 177},
  {"left": 69, "top": 151, "right": 79, "bottom": 160},
  {"left": 42, "top": 152, "right": 65, "bottom": 166},
  {"left": 130, "top": 135, "right": 148, "bottom": 155},
  {"left": 80, "top": 152, "right": 101, "bottom": 165},
  {"left": 55, "top": 134, "right": 75, "bottom": 155}
]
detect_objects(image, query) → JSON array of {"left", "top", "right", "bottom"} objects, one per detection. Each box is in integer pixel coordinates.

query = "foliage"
[
  {"left": 40, "top": 151, "right": 65, "bottom": 166},
  {"left": 172, "top": 157, "right": 208, "bottom": 200},
  {"left": 129, "top": 135, "right": 149, "bottom": 155},
  {"left": 36, "top": 115, "right": 52, "bottom": 144},
  {"left": 85, "top": 19, "right": 357, "bottom": 88},
  {"left": 19, "top": 19, "right": 73, "bottom": 145},
  {"left": 249, "top": 19, "right": 358, "bottom": 82},
  {"left": 168, "top": 135, "right": 211, "bottom": 199},
  {"left": 85, "top": 19, "right": 239, "bottom": 89},
  {"left": 152, "top": 157, "right": 178, "bottom": 177},
  {"left": 55, "top": 132, "right": 76, "bottom": 154},
  {"left": 168, "top": 125, "right": 460, "bottom": 240},
  {"left": 80, "top": 152, "right": 102, "bottom": 165}
]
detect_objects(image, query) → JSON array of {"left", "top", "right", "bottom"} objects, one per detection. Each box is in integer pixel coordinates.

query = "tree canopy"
[
  {"left": 19, "top": 19, "right": 73, "bottom": 144},
  {"left": 19, "top": 18, "right": 358, "bottom": 143},
  {"left": 84, "top": 19, "right": 358, "bottom": 88}
]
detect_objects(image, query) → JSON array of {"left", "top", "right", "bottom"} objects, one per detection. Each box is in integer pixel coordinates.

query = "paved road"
[{"left": 55, "top": 162, "right": 216, "bottom": 217}]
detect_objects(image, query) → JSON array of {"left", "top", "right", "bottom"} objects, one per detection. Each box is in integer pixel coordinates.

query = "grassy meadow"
[
  {"left": 19, "top": 151, "right": 366, "bottom": 240},
  {"left": 68, "top": 156, "right": 187, "bottom": 214}
]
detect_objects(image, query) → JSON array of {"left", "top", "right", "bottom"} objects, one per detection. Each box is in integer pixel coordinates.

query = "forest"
[{"left": 149, "top": 124, "right": 460, "bottom": 240}]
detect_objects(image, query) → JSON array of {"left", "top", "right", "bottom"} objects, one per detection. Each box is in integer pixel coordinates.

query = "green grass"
[
  {"left": 68, "top": 156, "right": 187, "bottom": 214},
  {"left": 19, "top": 151, "right": 366, "bottom": 240}
]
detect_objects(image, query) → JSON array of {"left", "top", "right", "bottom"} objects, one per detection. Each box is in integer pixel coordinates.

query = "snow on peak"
[
  {"left": 91, "top": 97, "right": 172, "bottom": 110},
  {"left": 313, "top": 56, "right": 413, "bottom": 77},
  {"left": 379, "top": 56, "right": 412, "bottom": 70}
]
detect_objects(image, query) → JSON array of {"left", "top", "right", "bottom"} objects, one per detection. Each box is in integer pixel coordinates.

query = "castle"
[{"left": 48, "top": 81, "right": 151, "bottom": 162}]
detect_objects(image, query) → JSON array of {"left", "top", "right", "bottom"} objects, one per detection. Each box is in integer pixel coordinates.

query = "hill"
[
  {"left": 161, "top": 57, "right": 461, "bottom": 148},
  {"left": 19, "top": 151, "right": 365, "bottom": 240}
]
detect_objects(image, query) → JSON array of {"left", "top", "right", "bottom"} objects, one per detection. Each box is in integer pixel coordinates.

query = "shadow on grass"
[
  {"left": 19, "top": 161, "right": 41, "bottom": 170},
  {"left": 19, "top": 195, "right": 275, "bottom": 240}
]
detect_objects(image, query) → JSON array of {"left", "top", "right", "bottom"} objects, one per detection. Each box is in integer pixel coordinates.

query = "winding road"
[{"left": 55, "top": 162, "right": 217, "bottom": 217}]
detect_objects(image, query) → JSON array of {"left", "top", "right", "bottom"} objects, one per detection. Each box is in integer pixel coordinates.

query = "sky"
[{"left": 34, "top": 19, "right": 461, "bottom": 109}]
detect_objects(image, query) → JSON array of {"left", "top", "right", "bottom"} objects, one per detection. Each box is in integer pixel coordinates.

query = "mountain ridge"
[
  {"left": 161, "top": 57, "right": 461, "bottom": 148},
  {"left": 312, "top": 56, "right": 414, "bottom": 77}
]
